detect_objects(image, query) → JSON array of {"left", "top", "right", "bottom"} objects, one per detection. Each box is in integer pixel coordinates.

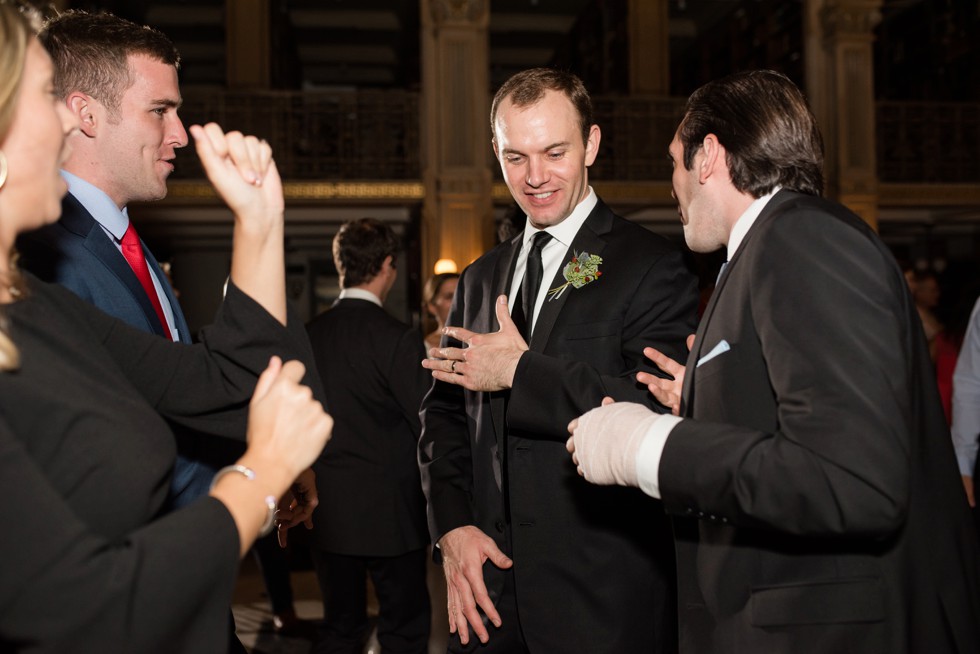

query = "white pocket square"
[{"left": 697, "top": 339, "right": 731, "bottom": 367}]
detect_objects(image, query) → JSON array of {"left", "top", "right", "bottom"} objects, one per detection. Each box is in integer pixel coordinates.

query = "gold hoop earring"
[{"left": 0, "top": 151, "right": 7, "bottom": 190}]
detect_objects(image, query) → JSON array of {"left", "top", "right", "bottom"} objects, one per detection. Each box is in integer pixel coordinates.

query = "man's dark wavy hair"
[{"left": 679, "top": 70, "right": 824, "bottom": 198}]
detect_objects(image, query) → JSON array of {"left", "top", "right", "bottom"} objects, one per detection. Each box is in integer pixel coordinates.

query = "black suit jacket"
[
  {"left": 307, "top": 298, "right": 431, "bottom": 556},
  {"left": 660, "top": 190, "right": 980, "bottom": 653},
  {"left": 420, "top": 200, "right": 699, "bottom": 652}
]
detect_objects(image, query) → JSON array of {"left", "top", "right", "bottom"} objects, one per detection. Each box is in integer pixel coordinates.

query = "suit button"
[
  {"left": 495, "top": 521, "right": 506, "bottom": 533},
  {"left": 697, "top": 511, "right": 704, "bottom": 518}
]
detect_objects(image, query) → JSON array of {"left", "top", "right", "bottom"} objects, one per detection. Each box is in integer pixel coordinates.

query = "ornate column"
[
  {"left": 805, "top": 0, "right": 882, "bottom": 228},
  {"left": 628, "top": 0, "right": 669, "bottom": 94},
  {"left": 420, "top": 0, "right": 493, "bottom": 277},
  {"left": 226, "top": 0, "right": 271, "bottom": 89}
]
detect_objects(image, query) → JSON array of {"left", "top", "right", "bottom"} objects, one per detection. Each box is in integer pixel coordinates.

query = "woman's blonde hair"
[{"left": 0, "top": 1, "right": 39, "bottom": 371}]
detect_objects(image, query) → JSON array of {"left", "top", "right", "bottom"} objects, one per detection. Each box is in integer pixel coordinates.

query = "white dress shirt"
[
  {"left": 338, "top": 287, "right": 383, "bottom": 307},
  {"left": 507, "top": 187, "right": 598, "bottom": 337}
]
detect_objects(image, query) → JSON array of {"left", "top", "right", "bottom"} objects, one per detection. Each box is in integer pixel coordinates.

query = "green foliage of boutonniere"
[{"left": 547, "top": 251, "right": 603, "bottom": 300}]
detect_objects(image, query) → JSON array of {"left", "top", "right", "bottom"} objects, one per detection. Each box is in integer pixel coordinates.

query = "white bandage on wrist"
[{"left": 574, "top": 403, "right": 660, "bottom": 488}]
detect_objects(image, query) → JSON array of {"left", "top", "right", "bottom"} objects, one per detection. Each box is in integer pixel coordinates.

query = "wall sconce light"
[{"left": 433, "top": 258, "right": 458, "bottom": 274}]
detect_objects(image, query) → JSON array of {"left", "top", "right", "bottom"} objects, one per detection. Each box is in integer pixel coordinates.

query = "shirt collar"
[
  {"left": 727, "top": 186, "right": 780, "bottom": 259},
  {"left": 520, "top": 186, "right": 597, "bottom": 249},
  {"left": 61, "top": 170, "right": 130, "bottom": 241},
  {"left": 339, "top": 288, "right": 382, "bottom": 307}
]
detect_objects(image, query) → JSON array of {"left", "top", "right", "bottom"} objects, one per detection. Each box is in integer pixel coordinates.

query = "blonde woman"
[{"left": 0, "top": 3, "right": 331, "bottom": 652}]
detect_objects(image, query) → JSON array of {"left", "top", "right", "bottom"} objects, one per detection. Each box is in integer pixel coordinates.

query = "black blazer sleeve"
[
  {"left": 55, "top": 279, "right": 322, "bottom": 440},
  {"left": 0, "top": 415, "right": 239, "bottom": 653},
  {"left": 418, "top": 269, "right": 477, "bottom": 542}
]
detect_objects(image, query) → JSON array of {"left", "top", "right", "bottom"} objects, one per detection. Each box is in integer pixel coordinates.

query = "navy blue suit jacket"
[
  {"left": 19, "top": 193, "right": 190, "bottom": 342},
  {"left": 17, "top": 193, "right": 215, "bottom": 507}
]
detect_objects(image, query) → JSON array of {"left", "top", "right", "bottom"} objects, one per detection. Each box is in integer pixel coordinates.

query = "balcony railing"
[
  {"left": 877, "top": 101, "right": 980, "bottom": 183},
  {"left": 175, "top": 89, "right": 979, "bottom": 186},
  {"left": 176, "top": 89, "right": 421, "bottom": 180}
]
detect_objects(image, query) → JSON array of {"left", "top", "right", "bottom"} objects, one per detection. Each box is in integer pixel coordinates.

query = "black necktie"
[{"left": 516, "top": 231, "right": 552, "bottom": 339}]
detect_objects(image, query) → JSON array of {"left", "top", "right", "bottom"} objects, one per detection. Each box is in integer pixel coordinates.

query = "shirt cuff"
[
  {"left": 956, "top": 448, "right": 978, "bottom": 477},
  {"left": 636, "top": 414, "right": 683, "bottom": 499}
]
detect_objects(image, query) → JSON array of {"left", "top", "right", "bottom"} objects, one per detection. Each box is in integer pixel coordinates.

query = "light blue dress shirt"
[{"left": 952, "top": 297, "right": 980, "bottom": 476}]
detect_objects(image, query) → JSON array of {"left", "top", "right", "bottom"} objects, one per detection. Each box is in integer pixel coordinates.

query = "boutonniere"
[{"left": 547, "top": 251, "right": 603, "bottom": 300}]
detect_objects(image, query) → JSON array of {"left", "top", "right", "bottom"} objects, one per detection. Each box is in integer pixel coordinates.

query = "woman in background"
[
  {"left": 0, "top": 3, "right": 331, "bottom": 652},
  {"left": 422, "top": 272, "right": 459, "bottom": 349}
]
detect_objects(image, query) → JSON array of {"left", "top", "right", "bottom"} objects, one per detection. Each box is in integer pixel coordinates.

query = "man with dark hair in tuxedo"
[
  {"left": 307, "top": 218, "right": 432, "bottom": 654},
  {"left": 420, "top": 68, "right": 698, "bottom": 653},
  {"left": 568, "top": 69, "right": 980, "bottom": 654}
]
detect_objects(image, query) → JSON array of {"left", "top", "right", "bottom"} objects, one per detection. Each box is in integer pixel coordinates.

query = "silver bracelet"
[{"left": 210, "top": 464, "right": 278, "bottom": 537}]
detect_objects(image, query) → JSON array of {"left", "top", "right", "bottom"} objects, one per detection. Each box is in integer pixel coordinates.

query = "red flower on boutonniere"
[{"left": 547, "top": 251, "right": 603, "bottom": 300}]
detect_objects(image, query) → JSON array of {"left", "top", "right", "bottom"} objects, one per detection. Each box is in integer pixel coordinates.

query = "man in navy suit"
[
  {"left": 18, "top": 10, "right": 211, "bottom": 506},
  {"left": 17, "top": 10, "right": 316, "bottom": 649}
]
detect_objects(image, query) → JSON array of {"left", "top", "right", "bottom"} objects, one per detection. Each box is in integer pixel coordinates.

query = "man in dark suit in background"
[
  {"left": 568, "top": 70, "right": 980, "bottom": 653},
  {"left": 17, "top": 10, "right": 315, "bottom": 648},
  {"left": 307, "top": 218, "right": 432, "bottom": 654},
  {"left": 420, "top": 68, "right": 698, "bottom": 653}
]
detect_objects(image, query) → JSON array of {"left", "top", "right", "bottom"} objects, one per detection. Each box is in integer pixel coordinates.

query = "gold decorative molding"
[
  {"left": 879, "top": 183, "right": 980, "bottom": 208},
  {"left": 821, "top": 1, "right": 882, "bottom": 38},
  {"left": 163, "top": 180, "right": 425, "bottom": 203},
  {"left": 491, "top": 182, "right": 512, "bottom": 202},
  {"left": 283, "top": 182, "right": 425, "bottom": 201},
  {"left": 429, "top": 0, "right": 488, "bottom": 25}
]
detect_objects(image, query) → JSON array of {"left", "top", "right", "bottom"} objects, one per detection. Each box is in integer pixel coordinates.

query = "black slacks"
[{"left": 311, "top": 548, "right": 431, "bottom": 654}]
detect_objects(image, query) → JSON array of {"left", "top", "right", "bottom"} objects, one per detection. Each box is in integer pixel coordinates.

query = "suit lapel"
[
  {"left": 494, "top": 233, "right": 523, "bottom": 309},
  {"left": 680, "top": 190, "right": 797, "bottom": 416},
  {"left": 490, "top": 236, "right": 524, "bottom": 443},
  {"left": 143, "top": 245, "right": 188, "bottom": 343},
  {"left": 530, "top": 203, "right": 611, "bottom": 351}
]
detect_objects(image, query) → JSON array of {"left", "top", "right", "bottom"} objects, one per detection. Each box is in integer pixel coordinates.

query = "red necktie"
[{"left": 120, "top": 223, "right": 169, "bottom": 335}]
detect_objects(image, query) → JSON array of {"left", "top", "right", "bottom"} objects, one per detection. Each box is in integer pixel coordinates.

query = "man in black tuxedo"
[
  {"left": 307, "top": 218, "right": 432, "bottom": 654},
  {"left": 420, "top": 68, "right": 698, "bottom": 653},
  {"left": 568, "top": 70, "right": 980, "bottom": 653}
]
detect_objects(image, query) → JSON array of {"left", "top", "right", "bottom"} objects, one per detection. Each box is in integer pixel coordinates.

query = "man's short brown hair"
[
  {"left": 490, "top": 67, "right": 594, "bottom": 145},
  {"left": 40, "top": 10, "right": 180, "bottom": 116},
  {"left": 333, "top": 218, "right": 400, "bottom": 289}
]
